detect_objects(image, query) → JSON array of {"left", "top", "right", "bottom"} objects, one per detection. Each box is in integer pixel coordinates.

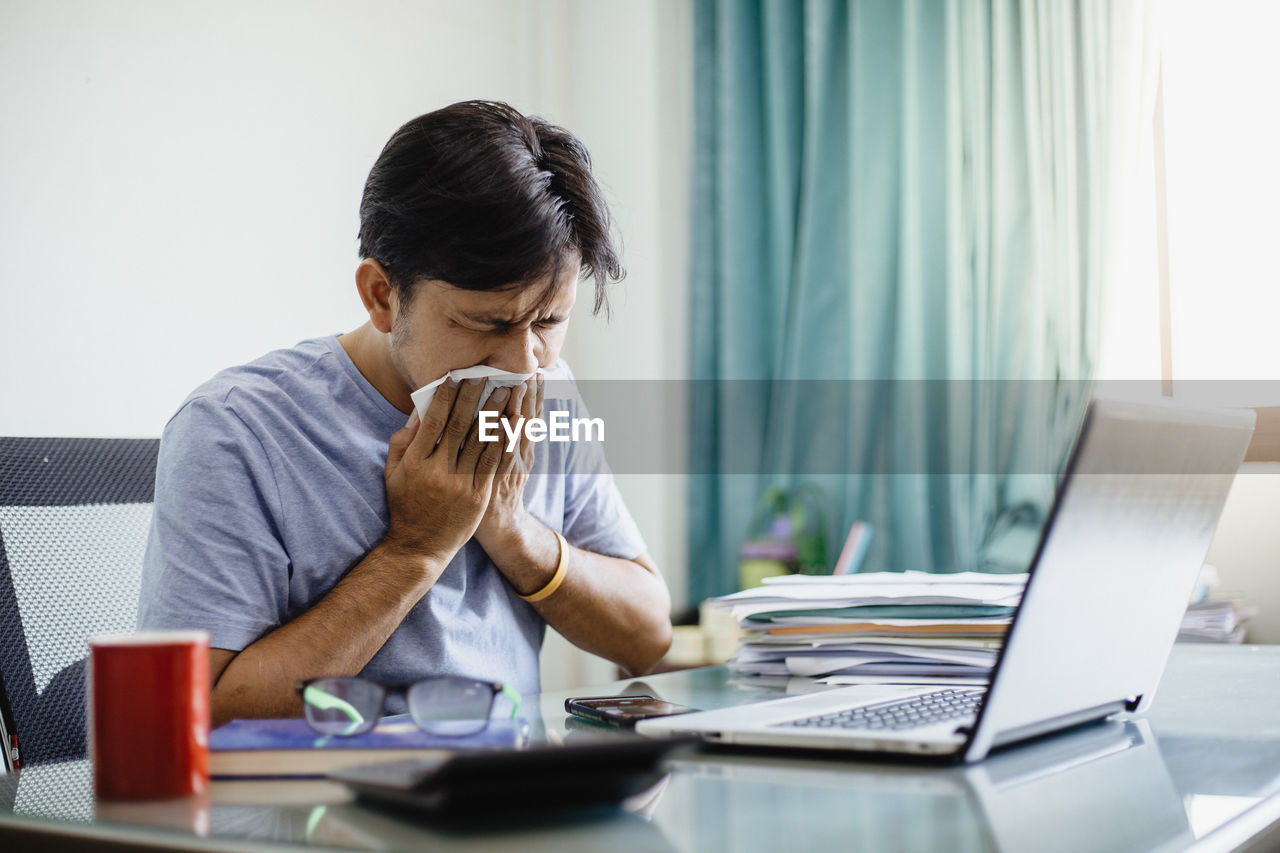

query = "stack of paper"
[
  {"left": 1177, "top": 600, "right": 1255, "bottom": 643},
  {"left": 711, "top": 572, "right": 1027, "bottom": 688}
]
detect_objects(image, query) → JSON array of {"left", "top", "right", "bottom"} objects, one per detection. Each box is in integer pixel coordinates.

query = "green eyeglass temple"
[
  {"left": 500, "top": 682, "right": 522, "bottom": 720},
  {"left": 302, "top": 683, "right": 369, "bottom": 736}
]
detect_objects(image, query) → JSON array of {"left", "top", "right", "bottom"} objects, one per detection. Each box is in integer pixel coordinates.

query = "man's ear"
[{"left": 355, "top": 259, "right": 397, "bottom": 334}]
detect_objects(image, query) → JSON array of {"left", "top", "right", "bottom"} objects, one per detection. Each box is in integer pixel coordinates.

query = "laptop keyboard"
[{"left": 772, "top": 688, "right": 985, "bottom": 732}]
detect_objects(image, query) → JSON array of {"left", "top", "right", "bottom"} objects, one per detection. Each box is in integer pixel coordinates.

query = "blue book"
[{"left": 210, "top": 715, "right": 528, "bottom": 779}]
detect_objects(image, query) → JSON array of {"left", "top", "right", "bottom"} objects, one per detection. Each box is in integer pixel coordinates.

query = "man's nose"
[{"left": 489, "top": 328, "right": 541, "bottom": 374}]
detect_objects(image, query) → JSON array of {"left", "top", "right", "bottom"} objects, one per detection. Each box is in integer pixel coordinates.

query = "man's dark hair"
[{"left": 358, "top": 100, "right": 623, "bottom": 316}]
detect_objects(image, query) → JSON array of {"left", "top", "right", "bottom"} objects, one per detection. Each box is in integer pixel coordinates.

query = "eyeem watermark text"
[{"left": 478, "top": 410, "right": 605, "bottom": 452}]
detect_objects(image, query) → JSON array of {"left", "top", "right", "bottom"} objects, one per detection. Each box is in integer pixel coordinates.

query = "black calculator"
[{"left": 329, "top": 737, "right": 698, "bottom": 818}]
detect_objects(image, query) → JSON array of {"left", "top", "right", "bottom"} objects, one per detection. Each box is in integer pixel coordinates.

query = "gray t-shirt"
[{"left": 137, "top": 335, "right": 645, "bottom": 697}]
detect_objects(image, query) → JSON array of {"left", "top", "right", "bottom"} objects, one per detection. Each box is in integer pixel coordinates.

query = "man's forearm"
[
  {"left": 547, "top": 548, "right": 672, "bottom": 676},
  {"left": 483, "top": 523, "right": 672, "bottom": 675},
  {"left": 209, "top": 542, "right": 446, "bottom": 727}
]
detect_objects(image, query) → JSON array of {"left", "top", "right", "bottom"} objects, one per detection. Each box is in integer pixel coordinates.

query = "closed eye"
[
  {"left": 453, "top": 313, "right": 567, "bottom": 333},
  {"left": 451, "top": 318, "right": 502, "bottom": 333}
]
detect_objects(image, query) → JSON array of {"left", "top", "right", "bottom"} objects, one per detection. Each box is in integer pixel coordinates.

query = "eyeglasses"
[{"left": 296, "top": 675, "right": 521, "bottom": 737}]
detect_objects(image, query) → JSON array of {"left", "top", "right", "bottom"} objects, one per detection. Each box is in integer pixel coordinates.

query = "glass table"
[{"left": 2, "top": 644, "right": 1279, "bottom": 852}]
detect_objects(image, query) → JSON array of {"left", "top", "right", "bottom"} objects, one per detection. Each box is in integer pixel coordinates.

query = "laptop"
[{"left": 638, "top": 398, "right": 1255, "bottom": 762}]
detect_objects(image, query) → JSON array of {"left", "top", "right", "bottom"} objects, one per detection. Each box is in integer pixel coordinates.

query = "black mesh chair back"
[{"left": 0, "top": 438, "right": 159, "bottom": 770}]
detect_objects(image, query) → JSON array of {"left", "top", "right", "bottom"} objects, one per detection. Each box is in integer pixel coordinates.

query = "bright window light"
[
  {"left": 1100, "top": 0, "right": 1280, "bottom": 402},
  {"left": 1163, "top": 0, "right": 1280, "bottom": 386}
]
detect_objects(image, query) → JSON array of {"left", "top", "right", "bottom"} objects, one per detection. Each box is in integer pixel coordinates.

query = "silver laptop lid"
[{"left": 964, "top": 398, "right": 1255, "bottom": 762}]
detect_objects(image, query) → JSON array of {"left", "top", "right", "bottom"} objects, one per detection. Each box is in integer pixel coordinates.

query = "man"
[{"left": 138, "top": 101, "right": 672, "bottom": 726}]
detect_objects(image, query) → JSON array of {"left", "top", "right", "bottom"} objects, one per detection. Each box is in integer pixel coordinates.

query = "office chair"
[{"left": 0, "top": 437, "right": 159, "bottom": 772}]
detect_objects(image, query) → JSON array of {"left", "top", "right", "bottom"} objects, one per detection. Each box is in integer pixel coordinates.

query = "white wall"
[
  {"left": 1205, "top": 467, "right": 1280, "bottom": 643},
  {"left": 0, "top": 0, "right": 693, "bottom": 689}
]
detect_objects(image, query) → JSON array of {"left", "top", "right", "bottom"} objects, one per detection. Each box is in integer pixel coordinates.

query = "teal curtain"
[{"left": 689, "top": 0, "right": 1146, "bottom": 601}]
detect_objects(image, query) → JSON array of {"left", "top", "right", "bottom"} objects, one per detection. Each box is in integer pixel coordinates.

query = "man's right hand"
[{"left": 381, "top": 377, "right": 507, "bottom": 563}]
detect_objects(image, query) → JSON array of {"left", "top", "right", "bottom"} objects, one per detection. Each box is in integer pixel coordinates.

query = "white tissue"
[{"left": 410, "top": 364, "right": 555, "bottom": 423}]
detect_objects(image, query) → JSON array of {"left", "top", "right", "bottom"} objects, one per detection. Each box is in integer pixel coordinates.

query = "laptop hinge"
[{"left": 989, "top": 701, "right": 1129, "bottom": 749}]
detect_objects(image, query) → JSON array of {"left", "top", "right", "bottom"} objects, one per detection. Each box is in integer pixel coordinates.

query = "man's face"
[{"left": 387, "top": 258, "right": 579, "bottom": 394}]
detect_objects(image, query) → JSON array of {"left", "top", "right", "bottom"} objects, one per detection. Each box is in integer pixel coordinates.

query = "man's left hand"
[{"left": 473, "top": 375, "right": 543, "bottom": 554}]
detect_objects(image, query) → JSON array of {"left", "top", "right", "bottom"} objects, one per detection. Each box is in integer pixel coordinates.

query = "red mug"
[{"left": 88, "top": 631, "right": 210, "bottom": 799}]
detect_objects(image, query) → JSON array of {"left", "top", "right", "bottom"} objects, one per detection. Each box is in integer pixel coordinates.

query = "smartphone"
[{"left": 564, "top": 694, "right": 698, "bottom": 729}]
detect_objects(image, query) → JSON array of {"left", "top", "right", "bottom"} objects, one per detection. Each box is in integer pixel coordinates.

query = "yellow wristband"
[{"left": 518, "top": 531, "right": 569, "bottom": 603}]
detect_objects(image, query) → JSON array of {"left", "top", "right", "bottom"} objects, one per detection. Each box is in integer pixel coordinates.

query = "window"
[
  {"left": 1098, "top": 0, "right": 1280, "bottom": 459},
  {"left": 1100, "top": 0, "right": 1280, "bottom": 396}
]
